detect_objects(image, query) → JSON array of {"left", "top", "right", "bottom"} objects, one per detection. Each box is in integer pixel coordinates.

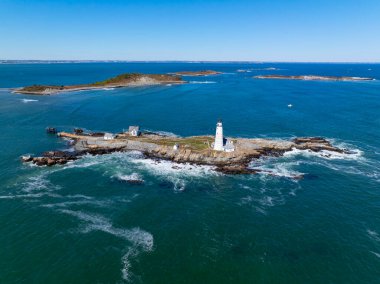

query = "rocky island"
[
  {"left": 21, "top": 122, "right": 353, "bottom": 178},
  {"left": 172, "top": 70, "right": 221, "bottom": 76},
  {"left": 13, "top": 73, "right": 185, "bottom": 95},
  {"left": 254, "top": 75, "right": 374, "bottom": 81}
]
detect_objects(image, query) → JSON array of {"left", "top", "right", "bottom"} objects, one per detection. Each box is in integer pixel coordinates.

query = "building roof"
[{"left": 128, "top": 126, "right": 140, "bottom": 132}]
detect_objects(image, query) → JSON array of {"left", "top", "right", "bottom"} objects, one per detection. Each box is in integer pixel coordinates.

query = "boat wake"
[
  {"left": 21, "top": 98, "right": 39, "bottom": 103},
  {"left": 189, "top": 81, "right": 216, "bottom": 84}
]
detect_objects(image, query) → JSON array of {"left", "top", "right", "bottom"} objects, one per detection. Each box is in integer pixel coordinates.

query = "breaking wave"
[
  {"left": 283, "top": 146, "right": 363, "bottom": 161},
  {"left": 249, "top": 159, "right": 303, "bottom": 180},
  {"left": 113, "top": 172, "right": 144, "bottom": 183}
]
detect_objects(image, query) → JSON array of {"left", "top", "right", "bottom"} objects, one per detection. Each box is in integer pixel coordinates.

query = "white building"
[
  {"left": 104, "top": 133, "right": 115, "bottom": 140},
  {"left": 173, "top": 143, "right": 179, "bottom": 150},
  {"left": 213, "top": 120, "right": 224, "bottom": 151},
  {"left": 128, "top": 126, "right": 140, "bottom": 137},
  {"left": 224, "top": 139, "right": 235, "bottom": 152},
  {"left": 213, "top": 120, "right": 235, "bottom": 152}
]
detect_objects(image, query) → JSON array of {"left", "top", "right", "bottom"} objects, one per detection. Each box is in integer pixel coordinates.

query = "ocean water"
[{"left": 0, "top": 62, "right": 379, "bottom": 283}]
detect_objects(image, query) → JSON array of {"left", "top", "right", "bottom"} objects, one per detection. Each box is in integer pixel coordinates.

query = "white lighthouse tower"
[{"left": 213, "top": 119, "right": 224, "bottom": 151}]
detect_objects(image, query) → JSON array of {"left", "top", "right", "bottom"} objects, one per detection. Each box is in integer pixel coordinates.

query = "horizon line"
[{"left": 1, "top": 59, "right": 380, "bottom": 64}]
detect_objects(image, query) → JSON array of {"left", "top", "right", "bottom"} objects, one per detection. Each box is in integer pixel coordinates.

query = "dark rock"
[
  {"left": 46, "top": 158, "right": 56, "bottom": 166},
  {"left": 293, "top": 137, "right": 327, "bottom": 144},
  {"left": 46, "top": 127, "right": 57, "bottom": 134},
  {"left": 74, "top": 128, "right": 84, "bottom": 135},
  {"left": 216, "top": 165, "right": 257, "bottom": 175},
  {"left": 21, "top": 155, "right": 33, "bottom": 162},
  {"left": 89, "top": 132, "right": 105, "bottom": 137}
]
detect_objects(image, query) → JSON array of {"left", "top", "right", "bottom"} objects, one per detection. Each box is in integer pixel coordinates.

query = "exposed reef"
[
  {"left": 13, "top": 73, "right": 185, "bottom": 95},
  {"left": 21, "top": 129, "right": 353, "bottom": 178},
  {"left": 172, "top": 70, "right": 221, "bottom": 76},
  {"left": 254, "top": 75, "right": 374, "bottom": 81}
]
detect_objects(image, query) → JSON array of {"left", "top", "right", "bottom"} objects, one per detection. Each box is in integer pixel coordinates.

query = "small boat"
[{"left": 288, "top": 104, "right": 293, "bottom": 108}]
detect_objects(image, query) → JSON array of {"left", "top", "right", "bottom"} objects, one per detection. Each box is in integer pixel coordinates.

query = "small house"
[
  {"left": 173, "top": 144, "right": 179, "bottom": 150},
  {"left": 128, "top": 126, "right": 140, "bottom": 137},
  {"left": 104, "top": 133, "right": 115, "bottom": 140},
  {"left": 224, "top": 139, "right": 235, "bottom": 152}
]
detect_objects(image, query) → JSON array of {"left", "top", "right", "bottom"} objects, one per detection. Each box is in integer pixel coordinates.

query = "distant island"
[
  {"left": 254, "top": 75, "right": 374, "bottom": 81},
  {"left": 172, "top": 70, "right": 221, "bottom": 76},
  {"left": 13, "top": 73, "right": 185, "bottom": 95}
]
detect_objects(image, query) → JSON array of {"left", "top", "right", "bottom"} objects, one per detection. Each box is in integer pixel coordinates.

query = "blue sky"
[{"left": 1, "top": 0, "right": 379, "bottom": 62}]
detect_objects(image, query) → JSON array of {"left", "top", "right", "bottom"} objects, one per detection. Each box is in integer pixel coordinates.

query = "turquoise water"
[{"left": 0, "top": 63, "right": 379, "bottom": 283}]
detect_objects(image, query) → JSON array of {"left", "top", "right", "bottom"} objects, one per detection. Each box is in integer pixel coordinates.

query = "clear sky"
[{"left": 1, "top": 0, "right": 379, "bottom": 62}]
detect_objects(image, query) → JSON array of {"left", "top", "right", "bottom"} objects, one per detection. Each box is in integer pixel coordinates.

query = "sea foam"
[{"left": 21, "top": 99, "right": 38, "bottom": 103}]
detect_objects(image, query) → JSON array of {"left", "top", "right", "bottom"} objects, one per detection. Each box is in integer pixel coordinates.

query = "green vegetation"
[
  {"left": 20, "top": 85, "right": 52, "bottom": 92},
  {"left": 128, "top": 135, "right": 214, "bottom": 151},
  {"left": 92, "top": 73, "right": 142, "bottom": 85},
  {"left": 92, "top": 73, "right": 182, "bottom": 86}
]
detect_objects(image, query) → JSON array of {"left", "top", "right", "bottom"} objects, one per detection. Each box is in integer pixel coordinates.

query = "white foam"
[
  {"left": 0, "top": 193, "right": 44, "bottom": 199},
  {"left": 121, "top": 247, "right": 139, "bottom": 281},
  {"left": 66, "top": 194, "right": 94, "bottom": 200},
  {"left": 21, "top": 173, "right": 61, "bottom": 193},
  {"left": 61, "top": 159, "right": 101, "bottom": 170},
  {"left": 371, "top": 251, "right": 380, "bottom": 258},
  {"left": 167, "top": 176, "right": 186, "bottom": 192},
  {"left": 21, "top": 99, "right": 38, "bottom": 103},
  {"left": 101, "top": 87, "right": 115, "bottom": 91},
  {"left": 42, "top": 199, "right": 112, "bottom": 208},
  {"left": 367, "top": 229, "right": 380, "bottom": 242},
  {"left": 131, "top": 158, "right": 217, "bottom": 178},
  {"left": 59, "top": 209, "right": 154, "bottom": 251},
  {"left": 283, "top": 147, "right": 363, "bottom": 161},
  {"left": 249, "top": 159, "right": 303, "bottom": 180},
  {"left": 189, "top": 81, "right": 216, "bottom": 84},
  {"left": 60, "top": 208, "right": 154, "bottom": 283},
  {"left": 113, "top": 172, "right": 144, "bottom": 183}
]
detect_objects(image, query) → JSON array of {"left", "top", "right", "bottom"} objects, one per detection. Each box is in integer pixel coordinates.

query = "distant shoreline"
[
  {"left": 1, "top": 60, "right": 380, "bottom": 64},
  {"left": 254, "top": 75, "right": 375, "bottom": 82}
]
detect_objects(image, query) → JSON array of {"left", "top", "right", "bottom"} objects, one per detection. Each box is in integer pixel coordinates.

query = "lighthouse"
[{"left": 213, "top": 119, "right": 224, "bottom": 151}]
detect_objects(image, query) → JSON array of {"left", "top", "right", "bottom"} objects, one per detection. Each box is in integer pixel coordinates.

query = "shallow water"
[{"left": 0, "top": 62, "right": 379, "bottom": 283}]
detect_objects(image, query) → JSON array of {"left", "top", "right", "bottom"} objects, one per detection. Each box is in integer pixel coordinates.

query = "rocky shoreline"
[
  {"left": 21, "top": 129, "right": 353, "bottom": 178},
  {"left": 254, "top": 75, "right": 374, "bottom": 81}
]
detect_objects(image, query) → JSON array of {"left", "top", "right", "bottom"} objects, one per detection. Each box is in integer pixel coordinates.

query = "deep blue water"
[{"left": 0, "top": 62, "right": 379, "bottom": 283}]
